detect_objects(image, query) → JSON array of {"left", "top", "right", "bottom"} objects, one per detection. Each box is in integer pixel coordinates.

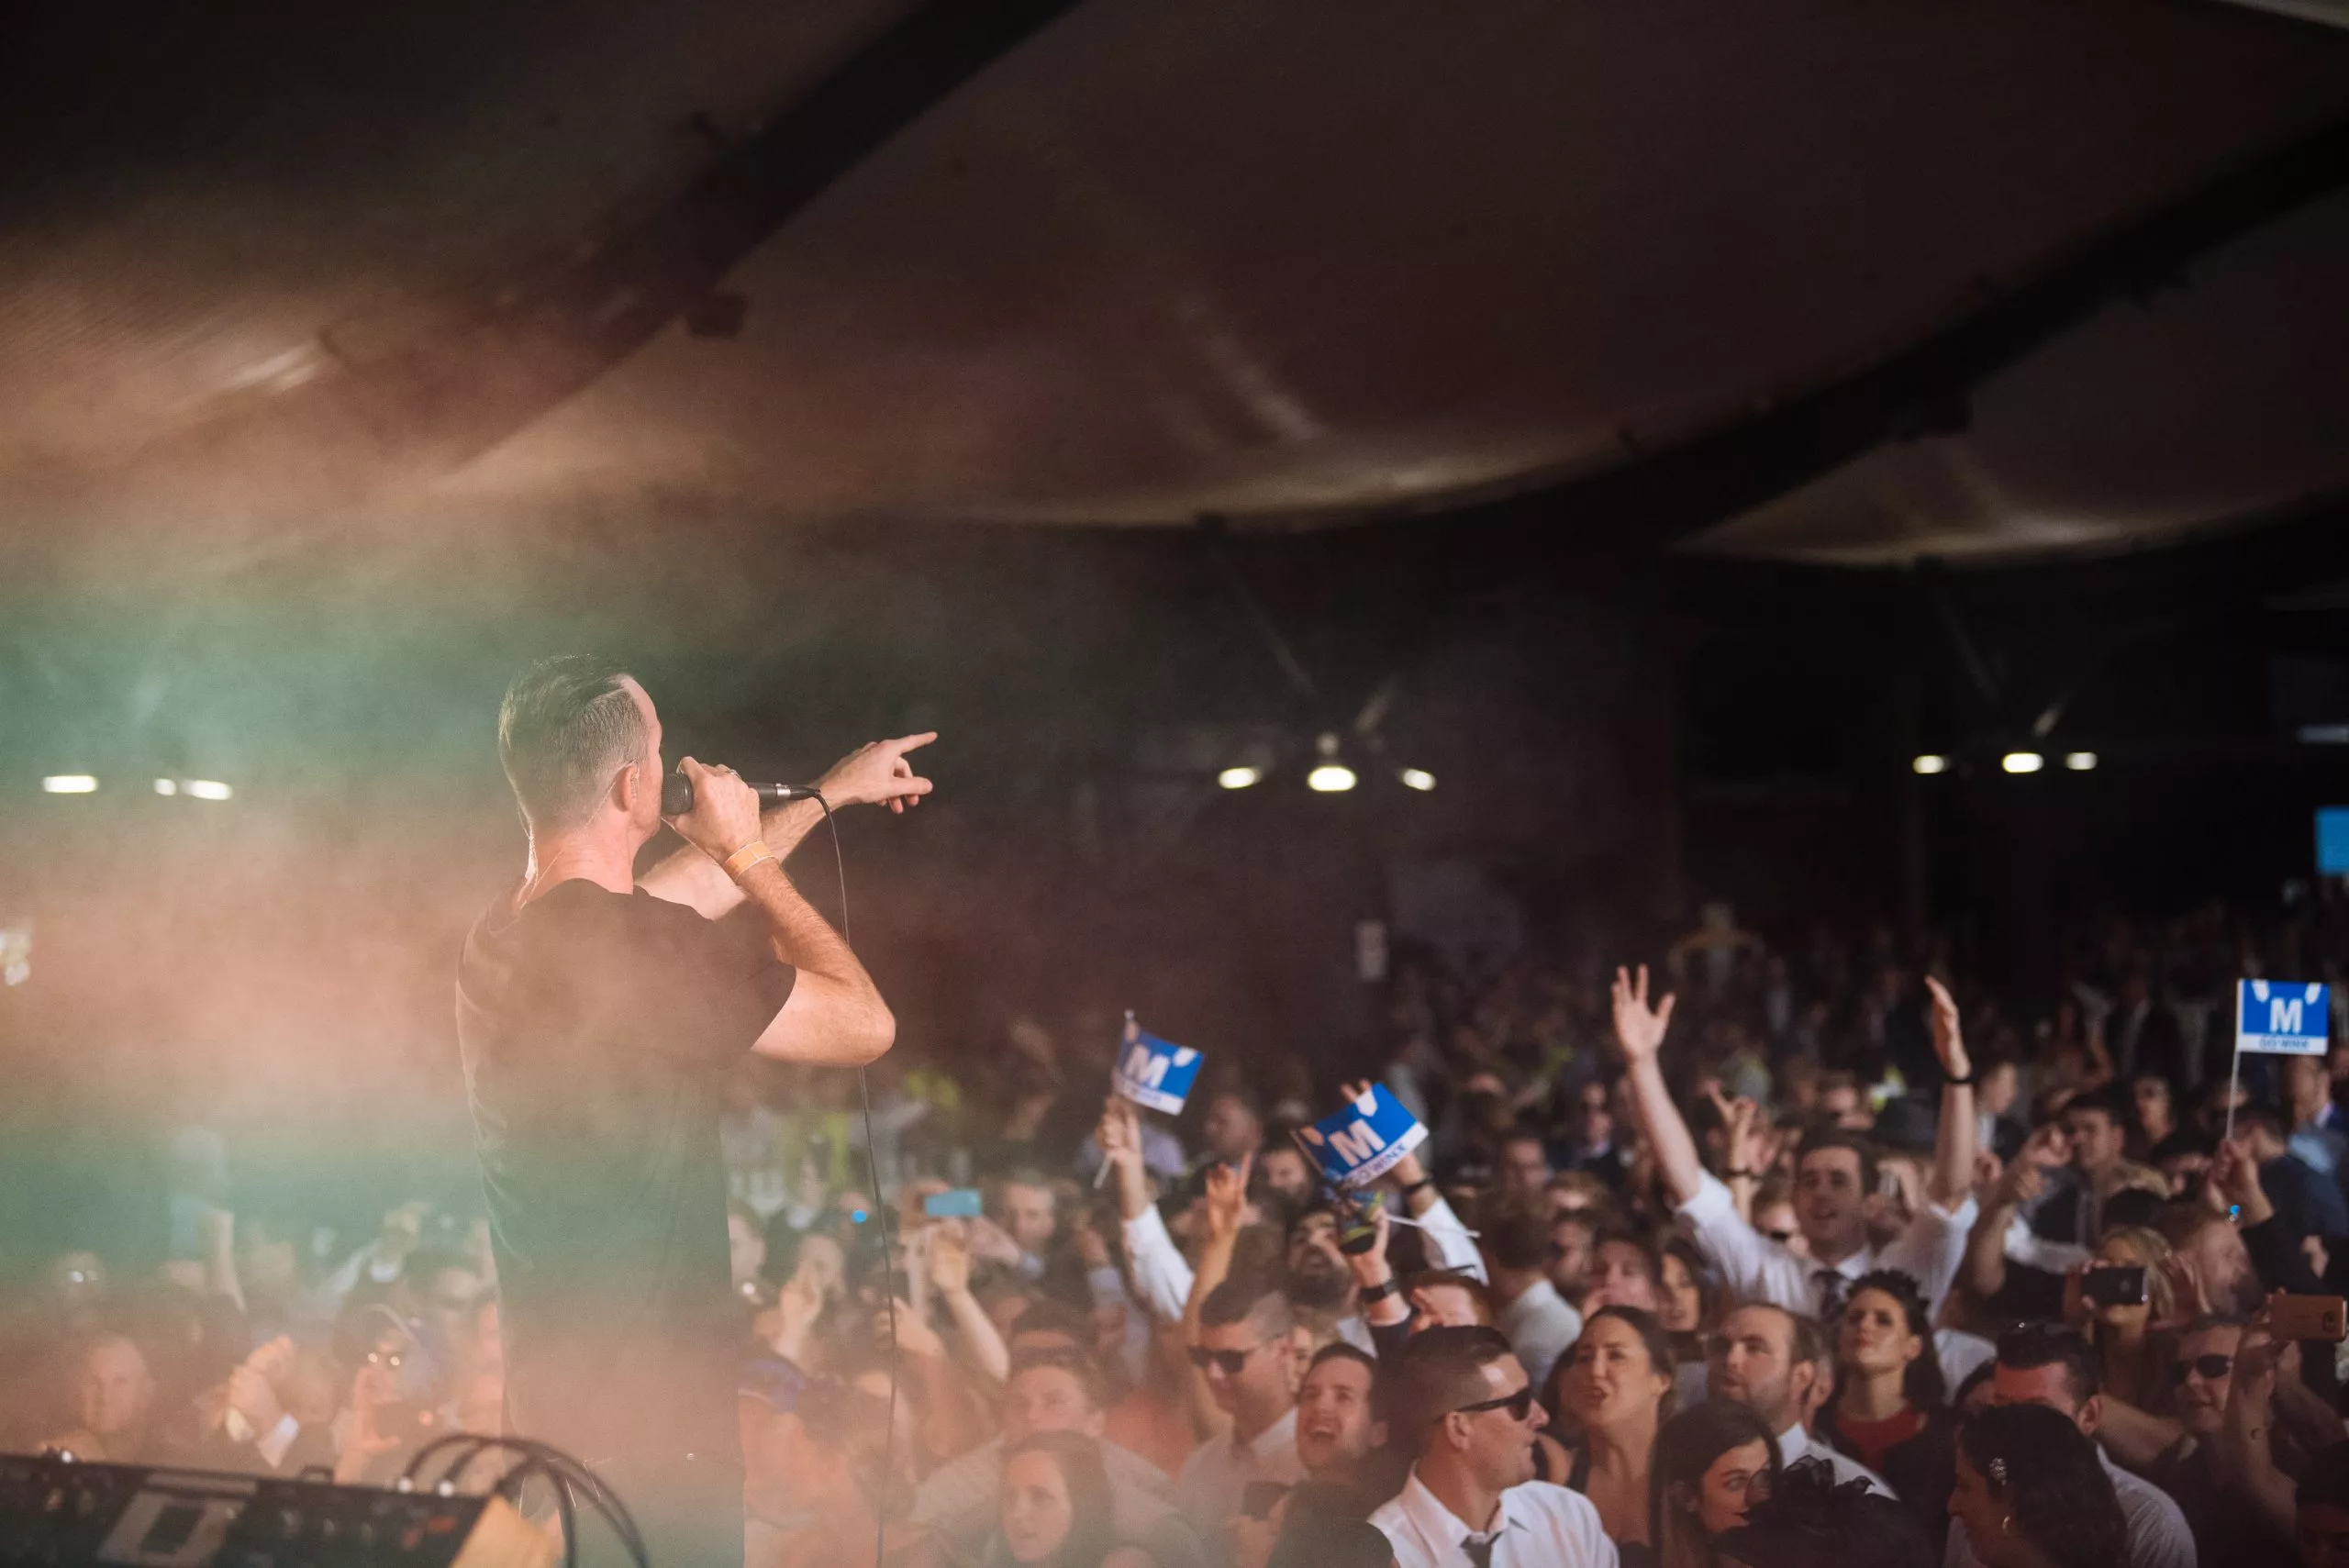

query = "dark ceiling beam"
[
  {"left": 1353, "top": 106, "right": 2349, "bottom": 583},
  {"left": 117, "top": 0, "right": 1093, "bottom": 519}
]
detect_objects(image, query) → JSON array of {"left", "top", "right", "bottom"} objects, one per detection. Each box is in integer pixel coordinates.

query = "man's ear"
[
  {"left": 1789, "top": 1358, "right": 1820, "bottom": 1409},
  {"left": 1370, "top": 1418, "right": 1389, "bottom": 1449},
  {"left": 2076, "top": 1392, "right": 2104, "bottom": 1438},
  {"left": 612, "top": 760, "right": 640, "bottom": 816},
  {"left": 1083, "top": 1409, "right": 1106, "bottom": 1439}
]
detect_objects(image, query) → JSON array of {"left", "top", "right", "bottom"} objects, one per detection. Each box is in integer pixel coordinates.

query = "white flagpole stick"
[{"left": 2224, "top": 1036, "right": 2243, "bottom": 1148}]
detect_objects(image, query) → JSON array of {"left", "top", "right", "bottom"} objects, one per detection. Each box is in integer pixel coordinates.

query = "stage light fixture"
[
  {"left": 41, "top": 775, "right": 98, "bottom": 794},
  {"left": 1217, "top": 766, "right": 1264, "bottom": 790},
  {"left": 153, "top": 779, "right": 177, "bottom": 795},
  {"left": 1397, "top": 768, "right": 1437, "bottom": 792},
  {"left": 1308, "top": 763, "right": 1357, "bottom": 793},
  {"left": 184, "top": 780, "right": 234, "bottom": 801},
  {"left": 2002, "top": 751, "right": 2044, "bottom": 774},
  {"left": 2065, "top": 751, "right": 2098, "bottom": 772},
  {"left": 1911, "top": 755, "right": 1949, "bottom": 775}
]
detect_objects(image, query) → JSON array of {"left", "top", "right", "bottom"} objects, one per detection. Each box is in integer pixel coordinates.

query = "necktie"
[
  {"left": 1814, "top": 1268, "right": 1849, "bottom": 1320},
  {"left": 1462, "top": 1531, "right": 1498, "bottom": 1568}
]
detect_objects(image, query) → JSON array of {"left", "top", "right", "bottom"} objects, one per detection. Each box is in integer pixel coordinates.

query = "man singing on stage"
[{"left": 456, "top": 655, "right": 932, "bottom": 1565}]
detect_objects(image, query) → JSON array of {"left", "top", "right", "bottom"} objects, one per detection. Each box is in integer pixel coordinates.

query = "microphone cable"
[{"left": 807, "top": 790, "right": 902, "bottom": 1568}]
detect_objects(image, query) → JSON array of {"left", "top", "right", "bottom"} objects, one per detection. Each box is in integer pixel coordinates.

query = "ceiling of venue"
[{"left": 6, "top": 0, "right": 2349, "bottom": 566}]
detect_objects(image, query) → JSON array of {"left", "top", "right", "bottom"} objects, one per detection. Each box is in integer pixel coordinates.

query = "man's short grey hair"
[{"left": 497, "top": 655, "right": 649, "bottom": 830}]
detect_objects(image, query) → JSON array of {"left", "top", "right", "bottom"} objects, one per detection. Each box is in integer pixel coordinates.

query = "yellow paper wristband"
[{"left": 723, "top": 840, "right": 774, "bottom": 881}]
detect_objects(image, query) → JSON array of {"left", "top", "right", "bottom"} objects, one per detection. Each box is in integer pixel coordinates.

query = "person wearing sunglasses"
[
  {"left": 1369, "top": 1325, "right": 1618, "bottom": 1568},
  {"left": 1174, "top": 1282, "right": 1307, "bottom": 1538}
]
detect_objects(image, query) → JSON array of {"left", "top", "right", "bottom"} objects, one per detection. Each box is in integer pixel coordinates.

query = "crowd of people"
[{"left": 12, "top": 896, "right": 2349, "bottom": 1568}]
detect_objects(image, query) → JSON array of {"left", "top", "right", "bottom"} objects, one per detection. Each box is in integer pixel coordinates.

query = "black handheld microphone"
[{"left": 661, "top": 773, "right": 822, "bottom": 816}]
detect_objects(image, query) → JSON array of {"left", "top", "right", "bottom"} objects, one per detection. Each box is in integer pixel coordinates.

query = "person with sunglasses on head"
[
  {"left": 1369, "top": 1325, "right": 1619, "bottom": 1568},
  {"left": 1175, "top": 1281, "right": 1308, "bottom": 1538}
]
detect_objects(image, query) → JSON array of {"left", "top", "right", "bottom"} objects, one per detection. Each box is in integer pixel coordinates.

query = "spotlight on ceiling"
[
  {"left": 1308, "top": 763, "right": 1358, "bottom": 793},
  {"left": 41, "top": 775, "right": 98, "bottom": 794},
  {"left": 2064, "top": 751, "right": 2098, "bottom": 772},
  {"left": 153, "top": 779, "right": 178, "bottom": 795},
  {"left": 1217, "top": 765, "right": 1264, "bottom": 791},
  {"left": 184, "top": 780, "right": 234, "bottom": 801},
  {"left": 1911, "top": 755, "right": 1949, "bottom": 776},
  {"left": 2001, "top": 751, "right": 2044, "bottom": 774},
  {"left": 1397, "top": 768, "right": 1437, "bottom": 793}
]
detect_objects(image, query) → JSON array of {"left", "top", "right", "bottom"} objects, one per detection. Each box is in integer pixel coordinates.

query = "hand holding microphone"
[{"left": 662, "top": 734, "right": 939, "bottom": 866}]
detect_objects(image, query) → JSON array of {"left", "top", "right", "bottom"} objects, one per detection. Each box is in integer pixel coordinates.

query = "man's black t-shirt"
[{"left": 454, "top": 879, "right": 793, "bottom": 1467}]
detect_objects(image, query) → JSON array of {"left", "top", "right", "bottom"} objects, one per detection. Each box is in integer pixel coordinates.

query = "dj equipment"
[{"left": 0, "top": 1451, "right": 553, "bottom": 1567}]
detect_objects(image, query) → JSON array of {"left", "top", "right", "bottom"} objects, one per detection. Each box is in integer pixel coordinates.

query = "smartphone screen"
[
  {"left": 2081, "top": 1265, "right": 2148, "bottom": 1307},
  {"left": 923, "top": 1188, "right": 984, "bottom": 1219}
]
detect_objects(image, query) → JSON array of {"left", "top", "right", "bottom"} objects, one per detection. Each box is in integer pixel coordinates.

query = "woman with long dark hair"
[
  {"left": 1658, "top": 1238, "right": 1724, "bottom": 1409},
  {"left": 1948, "top": 1404, "right": 2128, "bottom": 1568},
  {"left": 1651, "top": 1398, "right": 1783, "bottom": 1568},
  {"left": 1552, "top": 1306, "right": 1676, "bottom": 1560},
  {"left": 1819, "top": 1270, "right": 1955, "bottom": 1546},
  {"left": 985, "top": 1431, "right": 1147, "bottom": 1568}
]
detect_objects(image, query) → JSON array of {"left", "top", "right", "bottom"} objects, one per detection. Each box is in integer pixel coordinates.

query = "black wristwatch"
[
  {"left": 1361, "top": 1276, "right": 1403, "bottom": 1305},
  {"left": 1398, "top": 1177, "right": 1436, "bottom": 1198}
]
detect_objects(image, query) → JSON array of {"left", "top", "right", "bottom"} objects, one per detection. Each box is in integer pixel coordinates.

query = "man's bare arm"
[
  {"left": 662, "top": 756, "right": 896, "bottom": 1066},
  {"left": 639, "top": 796, "right": 828, "bottom": 919},
  {"left": 640, "top": 733, "right": 936, "bottom": 919},
  {"left": 735, "top": 855, "right": 894, "bottom": 1066},
  {"left": 1613, "top": 965, "right": 1704, "bottom": 1207},
  {"left": 1925, "top": 976, "right": 1977, "bottom": 1208}
]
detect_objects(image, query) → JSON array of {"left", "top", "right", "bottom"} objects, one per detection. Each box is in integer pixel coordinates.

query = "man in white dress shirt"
[
  {"left": 1370, "top": 1326, "right": 1619, "bottom": 1568},
  {"left": 1709, "top": 1302, "right": 1895, "bottom": 1496},
  {"left": 1944, "top": 1324, "right": 2196, "bottom": 1568},
  {"left": 1175, "top": 1281, "right": 1308, "bottom": 1537},
  {"left": 1613, "top": 965, "right": 1982, "bottom": 1321}
]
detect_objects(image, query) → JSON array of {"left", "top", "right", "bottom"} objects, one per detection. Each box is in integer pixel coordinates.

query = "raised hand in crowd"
[
  {"left": 1096, "top": 1095, "right": 1152, "bottom": 1223},
  {"left": 1201, "top": 1152, "right": 1252, "bottom": 1245},
  {"left": 1611, "top": 963, "right": 1676, "bottom": 1065}
]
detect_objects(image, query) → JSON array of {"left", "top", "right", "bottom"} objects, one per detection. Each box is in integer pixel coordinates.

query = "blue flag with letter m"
[
  {"left": 1297, "top": 1083, "right": 1428, "bottom": 1190},
  {"left": 2237, "top": 979, "right": 2331, "bottom": 1056},
  {"left": 1111, "top": 1024, "right": 1203, "bottom": 1116}
]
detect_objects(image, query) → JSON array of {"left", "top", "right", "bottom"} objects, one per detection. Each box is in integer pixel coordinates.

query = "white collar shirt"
[
  {"left": 1369, "top": 1469, "right": 1619, "bottom": 1568},
  {"left": 1173, "top": 1405, "right": 1304, "bottom": 1536},
  {"left": 1677, "top": 1169, "right": 1976, "bottom": 1318}
]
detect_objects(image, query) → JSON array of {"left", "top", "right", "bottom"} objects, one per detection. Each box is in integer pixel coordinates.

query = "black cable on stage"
[{"left": 403, "top": 1433, "right": 645, "bottom": 1568}]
